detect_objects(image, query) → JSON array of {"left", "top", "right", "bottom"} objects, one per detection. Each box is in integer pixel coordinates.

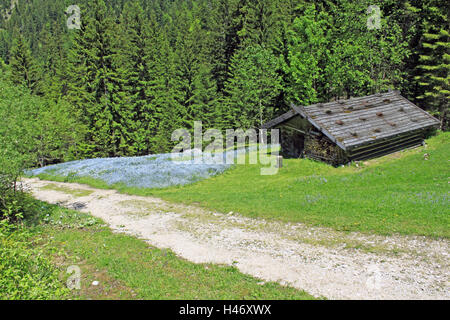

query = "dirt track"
[{"left": 24, "top": 178, "right": 449, "bottom": 300}]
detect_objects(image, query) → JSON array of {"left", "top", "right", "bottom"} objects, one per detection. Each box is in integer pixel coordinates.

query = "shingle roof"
[{"left": 262, "top": 91, "right": 440, "bottom": 151}]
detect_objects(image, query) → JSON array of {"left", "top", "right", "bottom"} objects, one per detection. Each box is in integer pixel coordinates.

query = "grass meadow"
[
  {"left": 33, "top": 132, "right": 449, "bottom": 238},
  {"left": 1, "top": 201, "right": 314, "bottom": 300}
]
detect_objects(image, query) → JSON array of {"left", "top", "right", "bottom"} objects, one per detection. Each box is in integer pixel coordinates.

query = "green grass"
[
  {"left": 0, "top": 221, "right": 70, "bottom": 300},
  {"left": 40, "top": 183, "right": 93, "bottom": 197},
  {"left": 5, "top": 200, "right": 314, "bottom": 300},
  {"left": 35, "top": 132, "right": 450, "bottom": 238}
]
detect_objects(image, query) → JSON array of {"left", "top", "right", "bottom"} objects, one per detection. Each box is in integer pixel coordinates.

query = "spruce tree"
[
  {"left": 0, "top": 30, "right": 10, "bottom": 63},
  {"left": 173, "top": 11, "right": 218, "bottom": 131},
  {"left": 238, "top": 0, "right": 277, "bottom": 47},
  {"left": 67, "top": 0, "right": 129, "bottom": 157},
  {"left": 416, "top": 29, "right": 449, "bottom": 130},
  {"left": 9, "top": 33, "right": 38, "bottom": 92},
  {"left": 118, "top": 3, "right": 165, "bottom": 155},
  {"left": 0, "top": 56, "right": 8, "bottom": 80},
  {"left": 209, "top": 0, "right": 243, "bottom": 93},
  {"left": 150, "top": 32, "right": 186, "bottom": 154},
  {"left": 38, "top": 21, "right": 69, "bottom": 101},
  {"left": 224, "top": 44, "right": 282, "bottom": 129}
]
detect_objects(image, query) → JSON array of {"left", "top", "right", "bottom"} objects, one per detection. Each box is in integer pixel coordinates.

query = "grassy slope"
[
  {"left": 16, "top": 201, "right": 314, "bottom": 300},
  {"left": 36, "top": 132, "right": 449, "bottom": 238},
  {"left": 150, "top": 133, "right": 449, "bottom": 237}
]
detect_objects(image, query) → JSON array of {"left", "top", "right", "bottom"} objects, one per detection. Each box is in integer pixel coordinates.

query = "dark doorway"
[{"left": 280, "top": 129, "right": 305, "bottom": 158}]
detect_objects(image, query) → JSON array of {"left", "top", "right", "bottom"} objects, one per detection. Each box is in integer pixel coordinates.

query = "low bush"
[
  {"left": 0, "top": 220, "right": 69, "bottom": 300},
  {"left": 0, "top": 75, "right": 79, "bottom": 299},
  {"left": 0, "top": 76, "right": 83, "bottom": 220}
]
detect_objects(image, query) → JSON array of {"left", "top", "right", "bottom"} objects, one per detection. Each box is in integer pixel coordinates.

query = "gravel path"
[{"left": 24, "top": 178, "right": 449, "bottom": 300}]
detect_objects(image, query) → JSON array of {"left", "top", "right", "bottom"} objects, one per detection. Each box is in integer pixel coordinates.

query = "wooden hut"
[{"left": 262, "top": 91, "right": 440, "bottom": 165}]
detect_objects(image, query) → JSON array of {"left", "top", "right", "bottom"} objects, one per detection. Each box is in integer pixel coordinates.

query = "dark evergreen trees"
[
  {"left": 38, "top": 21, "right": 70, "bottom": 100},
  {"left": 9, "top": 34, "right": 38, "bottom": 92},
  {"left": 67, "top": 0, "right": 129, "bottom": 157},
  {"left": 173, "top": 7, "right": 218, "bottom": 130},
  {"left": 0, "top": 0, "right": 447, "bottom": 162},
  {"left": 416, "top": 29, "right": 449, "bottom": 130},
  {"left": 224, "top": 44, "right": 282, "bottom": 129},
  {"left": 413, "top": 0, "right": 449, "bottom": 130}
]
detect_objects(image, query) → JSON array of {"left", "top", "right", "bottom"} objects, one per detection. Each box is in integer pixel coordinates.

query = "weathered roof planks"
[{"left": 262, "top": 91, "right": 440, "bottom": 152}]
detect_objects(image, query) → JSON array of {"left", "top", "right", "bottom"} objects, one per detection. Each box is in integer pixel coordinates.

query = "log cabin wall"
[{"left": 304, "top": 133, "right": 348, "bottom": 166}]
